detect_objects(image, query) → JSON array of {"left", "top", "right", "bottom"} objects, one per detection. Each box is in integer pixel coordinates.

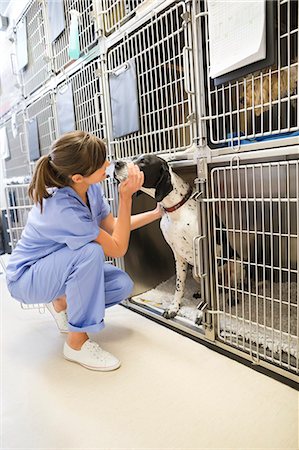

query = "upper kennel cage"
[
  {"left": 105, "top": 1, "right": 197, "bottom": 159},
  {"left": 15, "top": 0, "right": 51, "bottom": 98},
  {"left": 97, "top": 0, "right": 148, "bottom": 35},
  {"left": 209, "top": 159, "right": 298, "bottom": 376},
  {"left": 47, "top": 0, "right": 98, "bottom": 74},
  {"left": 54, "top": 58, "right": 105, "bottom": 138},
  {"left": 1, "top": 111, "right": 30, "bottom": 179},
  {"left": 197, "top": 0, "right": 299, "bottom": 151}
]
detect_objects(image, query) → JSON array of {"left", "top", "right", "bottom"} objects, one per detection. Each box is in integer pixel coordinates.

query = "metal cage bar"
[
  {"left": 199, "top": 0, "right": 299, "bottom": 149},
  {"left": 210, "top": 160, "right": 298, "bottom": 374},
  {"left": 18, "top": 0, "right": 51, "bottom": 98},
  {"left": 105, "top": 1, "right": 196, "bottom": 159},
  {"left": 99, "top": 0, "right": 145, "bottom": 35}
]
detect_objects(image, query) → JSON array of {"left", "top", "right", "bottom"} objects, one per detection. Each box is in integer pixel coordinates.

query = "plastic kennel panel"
[
  {"left": 210, "top": 160, "right": 298, "bottom": 375},
  {"left": 99, "top": 0, "right": 145, "bottom": 35},
  {"left": 18, "top": 0, "right": 51, "bottom": 98},
  {"left": 56, "top": 58, "right": 105, "bottom": 138},
  {"left": 50, "top": 0, "right": 97, "bottom": 74},
  {"left": 26, "top": 91, "right": 56, "bottom": 161},
  {"left": 106, "top": 1, "right": 196, "bottom": 159},
  {"left": 2, "top": 112, "right": 30, "bottom": 179},
  {"left": 200, "top": 0, "right": 299, "bottom": 150}
]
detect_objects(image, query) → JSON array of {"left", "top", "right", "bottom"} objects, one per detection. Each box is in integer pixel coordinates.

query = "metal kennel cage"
[
  {"left": 209, "top": 159, "right": 298, "bottom": 376},
  {"left": 49, "top": 0, "right": 97, "bottom": 74},
  {"left": 105, "top": 0, "right": 197, "bottom": 159},
  {"left": 55, "top": 57, "right": 105, "bottom": 138},
  {"left": 197, "top": 0, "right": 299, "bottom": 151},
  {"left": 16, "top": 0, "right": 51, "bottom": 98},
  {"left": 97, "top": 0, "right": 147, "bottom": 35},
  {"left": 1, "top": 111, "right": 30, "bottom": 179},
  {"left": 25, "top": 90, "right": 56, "bottom": 170}
]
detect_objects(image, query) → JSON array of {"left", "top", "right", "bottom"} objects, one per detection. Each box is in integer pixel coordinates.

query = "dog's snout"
[{"left": 115, "top": 161, "right": 125, "bottom": 170}]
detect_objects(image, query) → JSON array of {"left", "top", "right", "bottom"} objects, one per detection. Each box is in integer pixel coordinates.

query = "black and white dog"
[{"left": 114, "top": 154, "right": 244, "bottom": 322}]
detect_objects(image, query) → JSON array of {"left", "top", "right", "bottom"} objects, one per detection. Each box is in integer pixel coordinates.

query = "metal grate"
[
  {"left": 99, "top": 0, "right": 145, "bottom": 35},
  {"left": 211, "top": 160, "right": 299, "bottom": 374},
  {"left": 201, "top": 0, "right": 299, "bottom": 148},
  {"left": 106, "top": 1, "right": 196, "bottom": 159},
  {"left": 4, "top": 184, "right": 33, "bottom": 251},
  {"left": 55, "top": 58, "right": 105, "bottom": 138},
  {"left": 2, "top": 112, "right": 30, "bottom": 179},
  {"left": 26, "top": 91, "right": 56, "bottom": 162},
  {"left": 50, "top": 0, "right": 97, "bottom": 73},
  {"left": 19, "top": 0, "right": 51, "bottom": 97}
]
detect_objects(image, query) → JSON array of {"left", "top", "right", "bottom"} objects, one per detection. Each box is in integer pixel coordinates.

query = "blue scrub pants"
[{"left": 7, "top": 243, "right": 133, "bottom": 333}]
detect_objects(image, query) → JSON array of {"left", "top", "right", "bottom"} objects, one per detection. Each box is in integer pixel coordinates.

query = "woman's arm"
[
  {"left": 101, "top": 205, "right": 162, "bottom": 234},
  {"left": 94, "top": 164, "right": 143, "bottom": 258},
  {"left": 130, "top": 205, "right": 163, "bottom": 230}
]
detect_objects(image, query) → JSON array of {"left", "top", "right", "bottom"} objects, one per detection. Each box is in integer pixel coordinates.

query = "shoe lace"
[{"left": 87, "top": 341, "right": 109, "bottom": 361}]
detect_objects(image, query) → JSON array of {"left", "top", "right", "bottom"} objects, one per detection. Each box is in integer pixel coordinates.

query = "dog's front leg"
[{"left": 163, "top": 254, "right": 188, "bottom": 319}]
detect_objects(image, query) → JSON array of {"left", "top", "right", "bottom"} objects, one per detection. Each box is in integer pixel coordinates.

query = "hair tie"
[{"left": 48, "top": 155, "right": 51, "bottom": 162}]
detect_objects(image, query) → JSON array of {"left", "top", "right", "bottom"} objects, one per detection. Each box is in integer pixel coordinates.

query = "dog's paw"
[{"left": 162, "top": 307, "right": 179, "bottom": 319}]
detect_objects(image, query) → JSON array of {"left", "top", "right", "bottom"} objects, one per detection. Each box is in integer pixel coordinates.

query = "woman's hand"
[
  {"left": 152, "top": 204, "right": 164, "bottom": 220},
  {"left": 119, "top": 163, "right": 144, "bottom": 200}
]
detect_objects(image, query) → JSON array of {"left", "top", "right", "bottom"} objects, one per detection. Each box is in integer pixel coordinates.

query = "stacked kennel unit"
[
  {"left": 15, "top": 0, "right": 51, "bottom": 98},
  {"left": 0, "top": 0, "right": 298, "bottom": 386},
  {"left": 49, "top": 0, "right": 98, "bottom": 74},
  {"left": 192, "top": 0, "right": 298, "bottom": 384},
  {"left": 104, "top": 0, "right": 197, "bottom": 160}
]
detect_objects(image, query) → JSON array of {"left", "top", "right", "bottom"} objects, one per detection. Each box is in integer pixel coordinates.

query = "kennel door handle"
[
  {"left": 48, "top": 117, "right": 55, "bottom": 141},
  {"left": 94, "top": 93, "right": 102, "bottom": 125},
  {"left": 19, "top": 132, "right": 26, "bottom": 154},
  {"left": 193, "top": 235, "right": 205, "bottom": 278},
  {"left": 183, "top": 46, "right": 194, "bottom": 95}
]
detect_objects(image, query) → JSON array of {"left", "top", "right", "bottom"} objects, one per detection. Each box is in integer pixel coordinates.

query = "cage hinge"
[
  {"left": 181, "top": 12, "right": 191, "bottom": 24},
  {"left": 187, "top": 112, "right": 197, "bottom": 123},
  {"left": 89, "top": 11, "right": 97, "bottom": 22},
  {"left": 95, "top": 68, "right": 102, "bottom": 77}
]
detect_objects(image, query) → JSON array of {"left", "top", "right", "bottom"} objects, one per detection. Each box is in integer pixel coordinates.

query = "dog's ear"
[{"left": 155, "top": 169, "right": 173, "bottom": 202}]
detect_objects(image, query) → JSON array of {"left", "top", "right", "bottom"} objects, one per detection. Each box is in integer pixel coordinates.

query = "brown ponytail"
[{"left": 28, "top": 131, "right": 106, "bottom": 212}]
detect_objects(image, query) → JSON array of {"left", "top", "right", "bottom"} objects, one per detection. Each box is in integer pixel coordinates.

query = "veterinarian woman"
[{"left": 6, "top": 131, "right": 162, "bottom": 371}]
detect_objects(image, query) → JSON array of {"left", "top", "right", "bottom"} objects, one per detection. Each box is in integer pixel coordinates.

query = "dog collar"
[{"left": 162, "top": 186, "right": 193, "bottom": 213}]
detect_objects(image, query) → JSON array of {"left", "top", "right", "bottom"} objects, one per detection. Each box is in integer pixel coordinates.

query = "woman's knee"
[
  {"left": 78, "top": 243, "right": 104, "bottom": 262},
  {"left": 116, "top": 272, "right": 134, "bottom": 299}
]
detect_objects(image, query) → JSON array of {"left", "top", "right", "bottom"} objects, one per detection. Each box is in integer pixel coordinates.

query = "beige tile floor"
[{"left": 1, "top": 267, "right": 298, "bottom": 450}]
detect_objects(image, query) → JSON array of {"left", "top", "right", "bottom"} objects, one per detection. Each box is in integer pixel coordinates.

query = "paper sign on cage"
[
  {"left": 56, "top": 83, "right": 76, "bottom": 136},
  {"left": 0, "top": 126, "right": 10, "bottom": 160},
  {"left": 27, "top": 118, "right": 40, "bottom": 161},
  {"left": 109, "top": 59, "right": 140, "bottom": 139},
  {"left": 16, "top": 18, "right": 28, "bottom": 71},
  {"left": 208, "top": 0, "right": 266, "bottom": 79},
  {"left": 48, "top": 0, "right": 66, "bottom": 43}
]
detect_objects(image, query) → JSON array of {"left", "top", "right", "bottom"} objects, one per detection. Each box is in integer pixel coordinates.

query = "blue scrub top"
[{"left": 6, "top": 183, "right": 110, "bottom": 282}]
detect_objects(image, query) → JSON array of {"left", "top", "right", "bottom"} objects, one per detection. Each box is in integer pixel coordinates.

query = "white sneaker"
[
  {"left": 63, "top": 340, "right": 121, "bottom": 371},
  {"left": 46, "top": 302, "right": 68, "bottom": 333}
]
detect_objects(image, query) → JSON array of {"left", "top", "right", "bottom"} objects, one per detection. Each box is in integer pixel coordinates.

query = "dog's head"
[{"left": 114, "top": 154, "right": 173, "bottom": 202}]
